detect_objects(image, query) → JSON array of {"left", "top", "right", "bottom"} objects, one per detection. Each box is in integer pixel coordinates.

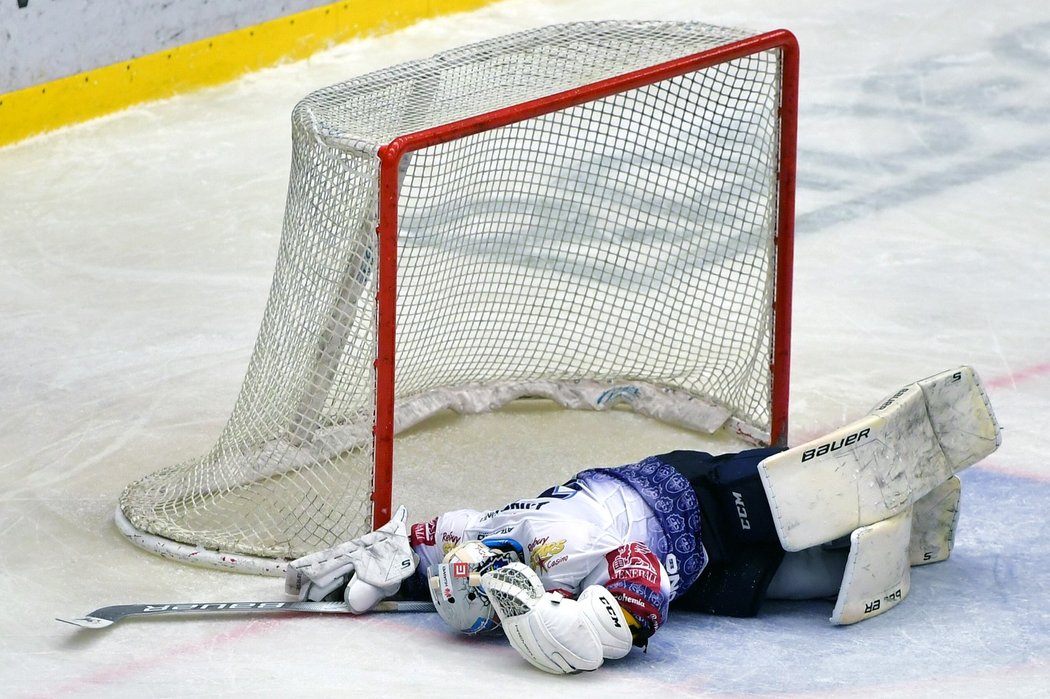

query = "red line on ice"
[
  {"left": 24, "top": 619, "right": 282, "bottom": 698},
  {"left": 985, "top": 361, "right": 1050, "bottom": 389},
  {"left": 31, "top": 611, "right": 440, "bottom": 697}
]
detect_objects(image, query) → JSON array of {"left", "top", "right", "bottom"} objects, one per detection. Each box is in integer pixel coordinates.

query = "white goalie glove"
[
  {"left": 285, "top": 505, "right": 417, "bottom": 613},
  {"left": 480, "top": 562, "right": 633, "bottom": 674}
]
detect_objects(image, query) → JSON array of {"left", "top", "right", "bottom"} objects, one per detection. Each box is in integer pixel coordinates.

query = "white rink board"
[{"left": 2, "top": 0, "right": 1049, "bottom": 697}]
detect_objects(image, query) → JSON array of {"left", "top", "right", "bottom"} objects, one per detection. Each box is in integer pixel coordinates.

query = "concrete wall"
[{"left": 1, "top": 0, "right": 332, "bottom": 92}]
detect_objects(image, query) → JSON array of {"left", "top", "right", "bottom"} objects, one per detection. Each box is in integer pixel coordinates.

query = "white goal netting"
[{"left": 117, "top": 20, "right": 796, "bottom": 573}]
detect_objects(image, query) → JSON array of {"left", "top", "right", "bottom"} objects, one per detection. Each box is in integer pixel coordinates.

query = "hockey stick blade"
[{"left": 57, "top": 599, "right": 434, "bottom": 629}]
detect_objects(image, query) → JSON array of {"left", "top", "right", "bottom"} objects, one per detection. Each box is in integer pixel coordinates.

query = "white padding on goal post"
[
  {"left": 758, "top": 366, "right": 1000, "bottom": 552},
  {"left": 830, "top": 507, "right": 912, "bottom": 625}
]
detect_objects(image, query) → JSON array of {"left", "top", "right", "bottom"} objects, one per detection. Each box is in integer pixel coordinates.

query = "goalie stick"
[{"left": 57, "top": 599, "right": 434, "bottom": 630}]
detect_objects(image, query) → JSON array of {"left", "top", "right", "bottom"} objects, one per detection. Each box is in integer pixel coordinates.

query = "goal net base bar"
[{"left": 115, "top": 506, "right": 290, "bottom": 577}]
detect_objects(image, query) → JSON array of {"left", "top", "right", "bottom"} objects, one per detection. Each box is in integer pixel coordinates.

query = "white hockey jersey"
[{"left": 410, "top": 456, "right": 708, "bottom": 638}]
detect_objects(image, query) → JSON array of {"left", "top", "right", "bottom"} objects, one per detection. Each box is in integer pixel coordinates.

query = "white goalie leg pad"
[
  {"left": 920, "top": 367, "right": 1001, "bottom": 469},
  {"left": 482, "top": 563, "right": 631, "bottom": 675},
  {"left": 910, "top": 476, "right": 961, "bottom": 566},
  {"left": 759, "top": 366, "right": 1000, "bottom": 551},
  {"left": 831, "top": 507, "right": 912, "bottom": 625}
]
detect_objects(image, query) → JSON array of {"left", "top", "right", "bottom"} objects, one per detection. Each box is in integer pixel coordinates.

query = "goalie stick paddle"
[{"left": 57, "top": 599, "right": 434, "bottom": 630}]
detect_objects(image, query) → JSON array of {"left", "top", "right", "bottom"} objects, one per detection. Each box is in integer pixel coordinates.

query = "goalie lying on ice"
[{"left": 285, "top": 366, "right": 1001, "bottom": 675}]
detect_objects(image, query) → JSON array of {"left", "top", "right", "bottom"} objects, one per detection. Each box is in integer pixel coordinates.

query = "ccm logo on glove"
[{"left": 598, "top": 595, "right": 623, "bottom": 628}]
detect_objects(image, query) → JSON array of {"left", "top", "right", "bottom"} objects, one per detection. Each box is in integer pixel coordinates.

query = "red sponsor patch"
[
  {"left": 606, "top": 543, "right": 660, "bottom": 588},
  {"left": 410, "top": 518, "right": 438, "bottom": 547},
  {"left": 451, "top": 561, "right": 470, "bottom": 578},
  {"left": 604, "top": 543, "right": 667, "bottom": 638}
]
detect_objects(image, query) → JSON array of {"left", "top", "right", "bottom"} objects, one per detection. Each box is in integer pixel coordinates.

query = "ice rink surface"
[{"left": 2, "top": 0, "right": 1049, "bottom": 696}]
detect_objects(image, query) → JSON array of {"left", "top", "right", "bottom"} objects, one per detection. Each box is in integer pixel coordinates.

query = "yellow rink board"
[{"left": 0, "top": 0, "right": 497, "bottom": 147}]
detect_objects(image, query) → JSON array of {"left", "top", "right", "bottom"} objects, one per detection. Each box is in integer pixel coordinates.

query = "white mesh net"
[{"left": 118, "top": 20, "right": 795, "bottom": 571}]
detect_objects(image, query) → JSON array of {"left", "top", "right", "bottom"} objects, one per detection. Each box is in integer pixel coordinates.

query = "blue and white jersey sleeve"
[{"left": 409, "top": 469, "right": 690, "bottom": 638}]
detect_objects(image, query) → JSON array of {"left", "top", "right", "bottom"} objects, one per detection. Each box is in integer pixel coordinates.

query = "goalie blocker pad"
[{"left": 758, "top": 366, "right": 1000, "bottom": 552}]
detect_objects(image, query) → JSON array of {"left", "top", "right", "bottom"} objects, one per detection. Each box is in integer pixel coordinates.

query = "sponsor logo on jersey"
[
  {"left": 664, "top": 553, "right": 681, "bottom": 598},
  {"left": 613, "top": 591, "right": 647, "bottom": 609},
  {"left": 528, "top": 536, "right": 567, "bottom": 572},
  {"left": 608, "top": 582, "right": 664, "bottom": 636},
  {"left": 480, "top": 500, "right": 550, "bottom": 521},
  {"left": 607, "top": 543, "right": 660, "bottom": 588},
  {"left": 410, "top": 518, "right": 437, "bottom": 547},
  {"left": 440, "top": 532, "right": 463, "bottom": 557}
]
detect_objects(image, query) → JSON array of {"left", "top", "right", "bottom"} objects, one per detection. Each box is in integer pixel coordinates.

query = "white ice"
[{"left": 2, "top": 0, "right": 1049, "bottom": 696}]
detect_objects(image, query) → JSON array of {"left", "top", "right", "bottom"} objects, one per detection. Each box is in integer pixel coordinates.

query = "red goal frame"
[{"left": 371, "top": 29, "right": 799, "bottom": 528}]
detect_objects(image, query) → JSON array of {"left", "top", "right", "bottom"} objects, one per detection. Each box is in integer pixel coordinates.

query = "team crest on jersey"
[{"left": 528, "top": 537, "right": 567, "bottom": 572}]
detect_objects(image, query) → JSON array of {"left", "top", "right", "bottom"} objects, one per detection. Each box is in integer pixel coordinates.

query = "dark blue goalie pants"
[{"left": 661, "top": 448, "right": 790, "bottom": 618}]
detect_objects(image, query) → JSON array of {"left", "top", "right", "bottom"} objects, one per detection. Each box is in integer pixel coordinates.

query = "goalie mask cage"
[{"left": 117, "top": 21, "right": 798, "bottom": 574}]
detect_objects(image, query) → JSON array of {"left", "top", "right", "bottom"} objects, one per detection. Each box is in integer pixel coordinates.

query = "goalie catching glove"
[
  {"left": 481, "top": 562, "right": 633, "bottom": 674},
  {"left": 285, "top": 505, "right": 418, "bottom": 613}
]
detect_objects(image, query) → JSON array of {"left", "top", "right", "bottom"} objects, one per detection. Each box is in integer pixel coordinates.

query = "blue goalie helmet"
[{"left": 427, "top": 540, "right": 517, "bottom": 635}]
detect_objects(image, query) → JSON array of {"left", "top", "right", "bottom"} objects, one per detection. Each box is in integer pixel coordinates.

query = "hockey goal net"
[{"left": 117, "top": 21, "right": 798, "bottom": 574}]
